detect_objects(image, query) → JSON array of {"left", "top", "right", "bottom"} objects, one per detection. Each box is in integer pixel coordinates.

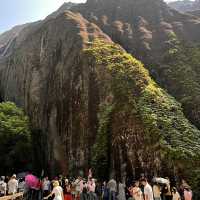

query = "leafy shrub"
[{"left": 0, "top": 102, "right": 32, "bottom": 174}]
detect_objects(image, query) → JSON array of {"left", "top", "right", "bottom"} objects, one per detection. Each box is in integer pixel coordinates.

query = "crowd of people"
[
  {"left": 0, "top": 173, "right": 193, "bottom": 200},
  {"left": 0, "top": 174, "right": 24, "bottom": 196}
]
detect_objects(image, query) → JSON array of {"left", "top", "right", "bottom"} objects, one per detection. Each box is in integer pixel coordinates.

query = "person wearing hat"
[{"left": 8, "top": 174, "right": 18, "bottom": 195}]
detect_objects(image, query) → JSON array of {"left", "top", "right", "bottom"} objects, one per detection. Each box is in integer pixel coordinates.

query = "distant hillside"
[
  {"left": 188, "top": 9, "right": 200, "bottom": 16},
  {"left": 168, "top": 0, "right": 200, "bottom": 12},
  {"left": 0, "top": 24, "right": 28, "bottom": 47}
]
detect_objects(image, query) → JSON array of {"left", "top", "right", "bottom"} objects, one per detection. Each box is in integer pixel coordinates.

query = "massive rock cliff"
[
  {"left": 0, "top": 11, "right": 113, "bottom": 175},
  {"left": 0, "top": 0, "right": 200, "bottom": 182},
  {"left": 72, "top": 0, "right": 200, "bottom": 129}
]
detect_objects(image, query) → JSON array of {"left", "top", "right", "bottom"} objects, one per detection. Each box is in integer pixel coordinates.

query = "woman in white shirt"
[{"left": 45, "top": 181, "right": 64, "bottom": 200}]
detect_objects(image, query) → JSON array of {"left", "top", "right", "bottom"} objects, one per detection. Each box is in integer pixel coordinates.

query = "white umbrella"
[{"left": 152, "top": 177, "right": 169, "bottom": 184}]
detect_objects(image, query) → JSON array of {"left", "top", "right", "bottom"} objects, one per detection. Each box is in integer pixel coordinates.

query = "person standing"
[
  {"left": 117, "top": 181, "right": 126, "bottom": 200},
  {"left": 80, "top": 181, "right": 88, "bottom": 200},
  {"left": 107, "top": 178, "right": 117, "bottom": 200},
  {"left": 183, "top": 188, "right": 192, "bottom": 200},
  {"left": 162, "top": 178, "right": 172, "bottom": 200},
  {"left": 8, "top": 174, "right": 18, "bottom": 195},
  {"left": 0, "top": 176, "right": 7, "bottom": 197},
  {"left": 43, "top": 176, "right": 51, "bottom": 197},
  {"left": 75, "top": 177, "right": 84, "bottom": 200},
  {"left": 141, "top": 178, "right": 153, "bottom": 200},
  {"left": 102, "top": 182, "right": 109, "bottom": 200},
  {"left": 87, "top": 178, "right": 97, "bottom": 200},
  {"left": 153, "top": 183, "right": 161, "bottom": 200},
  {"left": 172, "top": 187, "right": 181, "bottom": 200},
  {"left": 18, "top": 178, "right": 25, "bottom": 193},
  {"left": 45, "top": 180, "right": 64, "bottom": 200},
  {"left": 179, "top": 180, "right": 191, "bottom": 200},
  {"left": 129, "top": 181, "right": 143, "bottom": 200},
  {"left": 64, "top": 179, "right": 72, "bottom": 200}
]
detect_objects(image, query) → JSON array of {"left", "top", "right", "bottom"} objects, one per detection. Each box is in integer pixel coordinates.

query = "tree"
[{"left": 0, "top": 102, "right": 32, "bottom": 174}]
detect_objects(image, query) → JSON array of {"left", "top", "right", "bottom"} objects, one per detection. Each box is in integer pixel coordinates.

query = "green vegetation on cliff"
[
  {"left": 84, "top": 40, "right": 200, "bottom": 180},
  {"left": 160, "top": 33, "right": 200, "bottom": 129},
  {"left": 0, "top": 102, "right": 32, "bottom": 174}
]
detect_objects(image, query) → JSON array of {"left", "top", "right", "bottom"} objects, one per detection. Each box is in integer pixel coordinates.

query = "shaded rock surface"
[
  {"left": 0, "top": 11, "right": 112, "bottom": 175},
  {"left": 187, "top": 9, "right": 200, "bottom": 17}
]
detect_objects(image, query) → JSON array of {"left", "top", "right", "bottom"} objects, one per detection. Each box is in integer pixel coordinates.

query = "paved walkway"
[{"left": 0, "top": 193, "right": 23, "bottom": 200}]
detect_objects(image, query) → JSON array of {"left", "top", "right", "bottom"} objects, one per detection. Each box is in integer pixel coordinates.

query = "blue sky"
[
  {"left": 0, "top": 0, "right": 86, "bottom": 33},
  {"left": 0, "top": 0, "right": 186, "bottom": 33}
]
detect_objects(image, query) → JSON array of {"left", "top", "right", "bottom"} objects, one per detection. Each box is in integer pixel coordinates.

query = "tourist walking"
[
  {"left": 8, "top": 174, "right": 18, "bottom": 195},
  {"left": 44, "top": 180, "right": 64, "bottom": 200},
  {"left": 172, "top": 187, "right": 181, "bottom": 200},
  {"left": 80, "top": 181, "right": 88, "bottom": 200},
  {"left": 129, "top": 181, "right": 143, "bottom": 200},
  {"left": 183, "top": 188, "right": 192, "bottom": 200},
  {"left": 117, "top": 181, "right": 126, "bottom": 200},
  {"left": 64, "top": 179, "right": 72, "bottom": 200},
  {"left": 179, "top": 180, "right": 192, "bottom": 200},
  {"left": 162, "top": 178, "right": 172, "bottom": 200},
  {"left": 87, "top": 178, "right": 97, "bottom": 200},
  {"left": 18, "top": 178, "right": 26, "bottom": 192},
  {"left": 75, "top": 177, "right": 84, "bottom": 200},
  {"left": 141, "top": 178, "right": 153, "bottom": 200},
  {"left": 107, "top": 178, "right": 117, "bottom": 200},
  {"left": 102, "top": 181, "right": 109, "bottom": 200},
  {"left": 153, "top": 183, "right": 161, "bottom": 200},
  {"left": 43, "top": 176, "right": 51, "bottom": 197}
]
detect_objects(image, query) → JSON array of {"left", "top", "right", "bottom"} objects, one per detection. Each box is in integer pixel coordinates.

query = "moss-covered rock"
[{"left": 84, "top": 40, "right": 200, "bottom": 180}]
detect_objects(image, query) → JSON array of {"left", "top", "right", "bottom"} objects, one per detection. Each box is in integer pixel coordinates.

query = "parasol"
[{"left": 25, "top": 174, "right": 39, "bottom": 189}]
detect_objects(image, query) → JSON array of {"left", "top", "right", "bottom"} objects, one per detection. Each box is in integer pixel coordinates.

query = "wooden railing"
[{"left": 0, "top": 193, "right": 23, "bottom": 200}]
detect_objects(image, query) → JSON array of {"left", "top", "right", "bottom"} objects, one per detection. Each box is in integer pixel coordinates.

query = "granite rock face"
[
  {"left": 0, "top": 11, "right": 112, "bottom": 174},
  {"left": 0, "top": 0, "right": 200, "bottom": 178},
  {"left": 72, "top": 0, "right": 200, "bottom": 129}
]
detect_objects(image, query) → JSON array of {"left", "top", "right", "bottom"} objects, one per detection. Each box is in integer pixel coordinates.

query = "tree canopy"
[{"left": 0, "top": 102, "right": 32, "bottom": 175}]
